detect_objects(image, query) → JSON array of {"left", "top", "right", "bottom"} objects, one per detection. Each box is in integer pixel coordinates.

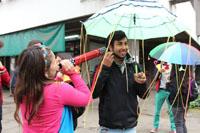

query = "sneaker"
[{"left": 150, "top": 128, "right": 158, "bottom": 133}]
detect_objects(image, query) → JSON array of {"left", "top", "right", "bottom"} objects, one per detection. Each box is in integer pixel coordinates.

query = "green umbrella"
[
  {"left": 149, "top": 42, "right": 175, "bottom": 59},
  {"left": 83, "top": 0, "right": 187, "bottom": 40},
  {"left": 149, "top": 42, "right": 200, "bottom": 65}
]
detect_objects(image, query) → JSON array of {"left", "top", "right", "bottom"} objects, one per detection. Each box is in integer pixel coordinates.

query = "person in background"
[
  {"left": 150, "top": 61, "right": 176, "bottom": 133},
  {"left": 167, "top": 65, "right": 197, "bottom": 133},
  {"left": 0, "top": 61, "right": 10, "bottom": 133},
  {"left": 14, "top": 45, "right": 90, "bottom": 133},
  {"left": 10, "top": 40, "right": 42, "bottom": 95},
  {"left": 93, "top": 30, "right": 148, "bottom": 133}
]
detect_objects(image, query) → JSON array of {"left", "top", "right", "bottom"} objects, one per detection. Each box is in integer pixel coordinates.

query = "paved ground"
[{"left": 2, "top": 89, "right": 200, "bottom": 133}]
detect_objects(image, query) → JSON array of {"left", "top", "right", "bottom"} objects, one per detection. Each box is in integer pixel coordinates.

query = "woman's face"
[{"left": 47, "top": 52, "right": 60, "bottom": 79}]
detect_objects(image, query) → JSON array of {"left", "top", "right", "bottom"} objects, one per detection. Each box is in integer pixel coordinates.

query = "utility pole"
[
  {"left": 191, "top": 0, "right": 200, "bottom": 38},
  {"left": 170, "top": 0, "right": 200, "bottom": 38}
]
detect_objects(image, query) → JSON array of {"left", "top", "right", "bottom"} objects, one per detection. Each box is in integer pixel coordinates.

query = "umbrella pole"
[
  {"left": 85, "top": 33, "right": 115, "bottom": 126},
  {"left": 80, "top": 24, "right": 84, "bottom": 55},
  {"left": 184, "top": 35, "right": 192, "bottom": 116},
  {"left": 89, "top": 32, "right": 115, "bottom": 94},
  {"left": 134, "top": 39, "right": 138, "bottom": 73},
  {"left": 142, "top": 40, "right": 145, "bottom": 73},
  {"left": 80, "top": 24, "right": 92, "bottom": 128},
  {"left": 80, "top": 24, "right": 91, "bottom": 86}
]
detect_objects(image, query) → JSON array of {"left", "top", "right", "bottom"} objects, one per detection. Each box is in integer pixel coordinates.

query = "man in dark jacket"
[{"left": 93, "top": 30, "right": 148, "bottom": 133}]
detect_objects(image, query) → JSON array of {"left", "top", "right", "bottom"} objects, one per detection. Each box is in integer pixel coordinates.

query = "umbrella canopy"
[
  {"left": 149, "top": 42, "right": 200, "bottom": 65},
  {"left": 149, "top": 42, "right": 176, "bottom": 59},
  {"left": 83, "top": 0, "right": 187, "bottom": 40}
]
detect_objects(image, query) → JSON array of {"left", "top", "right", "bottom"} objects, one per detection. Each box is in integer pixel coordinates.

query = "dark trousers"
[
  {"left": 0, "top": 120, "right": 1, "bottom": 133},
  {"left": 0, "top": 105, "right": 2, "bottom": 133},
  {"left": 172, "top": 107, "right": 187, "bottom": 133}
]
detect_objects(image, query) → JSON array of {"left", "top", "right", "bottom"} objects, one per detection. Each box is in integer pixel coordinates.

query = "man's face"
[{"left": 109, "top": 37, "right": 128, "bottom": 59}]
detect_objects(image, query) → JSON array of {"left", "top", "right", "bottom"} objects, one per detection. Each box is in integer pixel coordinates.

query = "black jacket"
[
  {"left": 166, "top": 66, "right": 196, "bottom": 108},
  {"left": 93, "top": 57, "right": 148, "bottom": 129},
  {"left": 167, "top": 78, "right": 190, "bottom": 108}
]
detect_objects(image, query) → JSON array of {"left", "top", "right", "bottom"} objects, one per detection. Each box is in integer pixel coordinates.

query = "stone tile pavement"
[{"left": 2, "top": 89, "right": 200, "bottom": 133}]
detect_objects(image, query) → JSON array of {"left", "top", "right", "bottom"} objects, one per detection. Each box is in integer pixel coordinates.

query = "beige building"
[{"left": 0, "top": 0, "right": 199, "bottom": 83}]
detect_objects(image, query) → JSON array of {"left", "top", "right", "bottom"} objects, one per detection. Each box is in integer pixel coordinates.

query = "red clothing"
[
  {"left": 0, "top": 66, "right": 10, "bottom": 105},
  {"left": 154, "top": 62, "right": 170, "bottom": 92}
]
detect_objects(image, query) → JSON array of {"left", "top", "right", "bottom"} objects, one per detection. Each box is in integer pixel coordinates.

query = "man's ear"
[{"left": 109, "top": 45, "right": 113, "bottom": 52}]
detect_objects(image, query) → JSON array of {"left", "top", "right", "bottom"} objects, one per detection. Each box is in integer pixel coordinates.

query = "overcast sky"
[
  {"left": 175, "top": 2, "right": 196, "bottom": 35},
  {"left": 159, "top": 0, "right": 196, "bottom": 35}
]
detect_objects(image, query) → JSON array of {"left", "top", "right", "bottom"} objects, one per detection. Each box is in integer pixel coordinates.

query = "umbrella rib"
[
  {"left": 150, "top": 42, "right": 200, "bottom": 65},
  {"left": 86, "top": 1, "right": 176, "bottom": 21},
  {"left": 100, "top": 16, "right": 177, "bottom": 29},
  {"left": 83, "top": 0, "right": 187, "bottom": 40},
  {"left": 165, "top": 15, "right": 184, "bottom": 36}
]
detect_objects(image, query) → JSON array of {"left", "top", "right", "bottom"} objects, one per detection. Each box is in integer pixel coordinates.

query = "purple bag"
[{"left": 189, "top": 79, "right": 199, "bottom": 101}]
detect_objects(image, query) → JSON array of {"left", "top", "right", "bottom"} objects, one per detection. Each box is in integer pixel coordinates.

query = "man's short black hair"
[{"left": 106, "top": 30, "right": 127, "bottom": 47}]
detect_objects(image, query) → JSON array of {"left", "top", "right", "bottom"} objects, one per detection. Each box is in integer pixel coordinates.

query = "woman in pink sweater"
[{"left": 14, "top": 45, "right": 90, "bottom": 133}]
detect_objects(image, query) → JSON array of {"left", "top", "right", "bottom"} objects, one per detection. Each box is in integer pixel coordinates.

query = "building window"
[{"left": 65, "top": 42, "right": 80, "bottom": 56}]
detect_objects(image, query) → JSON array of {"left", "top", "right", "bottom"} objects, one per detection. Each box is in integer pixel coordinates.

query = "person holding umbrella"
[
  {"left": 10, "top": 40, "right": 43, "bottom": 95},
  {"left": 167, "top": 65, "right": 198, "bottom": 133},
  {"left": 150, "top": 61, "right": 176, "bottom": 133},
  {"left": 93, "top": 30, "right": 148, "bottom": 133},
  {"left": 149, "top": 42, "right": 200, "bottom": 133}
]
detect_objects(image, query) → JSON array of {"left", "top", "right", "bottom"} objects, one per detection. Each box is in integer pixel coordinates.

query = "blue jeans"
[
  {"left": 172, "top": 107, "right": 187, "bottom": 133},
  {"left": 99, "top": 126, "right": 136, "bottom": 133}
]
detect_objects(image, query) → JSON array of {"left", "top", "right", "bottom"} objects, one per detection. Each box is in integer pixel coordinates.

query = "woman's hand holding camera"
[{"left": 60, "top": 59, "right": 77, "bottom": 76}]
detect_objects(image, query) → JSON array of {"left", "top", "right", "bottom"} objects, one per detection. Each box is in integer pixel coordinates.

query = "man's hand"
[
  {"left": 103, "top": 52, "right": 114, "bottom": 67},
  {"left": 134, "top": 72, "right": 146, "bottom": 84},
  {"left": 156, "top": 64, "right": 165, "bottom": 73},
  {"left": 159, "top": 68, "right": 165, "bottom": 73}
]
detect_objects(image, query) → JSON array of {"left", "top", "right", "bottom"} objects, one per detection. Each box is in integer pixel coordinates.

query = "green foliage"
[{"left": 190, "top": 96, "right": 200, "bottom": 108}]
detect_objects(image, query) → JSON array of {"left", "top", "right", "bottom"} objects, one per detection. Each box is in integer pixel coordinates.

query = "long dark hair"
[{"left": 14, "top": 46, "right": 53, "bottom": 124}]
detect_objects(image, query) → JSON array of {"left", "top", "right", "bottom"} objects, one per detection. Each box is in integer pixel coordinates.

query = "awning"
[{"left": 0, "top": 23, "right": 65, "bottom": 57}]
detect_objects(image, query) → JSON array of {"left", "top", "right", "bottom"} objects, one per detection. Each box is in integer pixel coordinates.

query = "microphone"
[{"left": 59, "top": 47, "right": 106, "bottom": 68}]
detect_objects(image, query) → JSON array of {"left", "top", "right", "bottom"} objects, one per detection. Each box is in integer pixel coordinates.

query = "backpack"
[
  {"left": 71, "top": 106, "right": 85, "bottom": 130},
  {"left": 189, "top": 79, "right": 199, "bottom": 102},
  {"left": 68, "top": 82, "right": 86, "bottom": 130}
]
